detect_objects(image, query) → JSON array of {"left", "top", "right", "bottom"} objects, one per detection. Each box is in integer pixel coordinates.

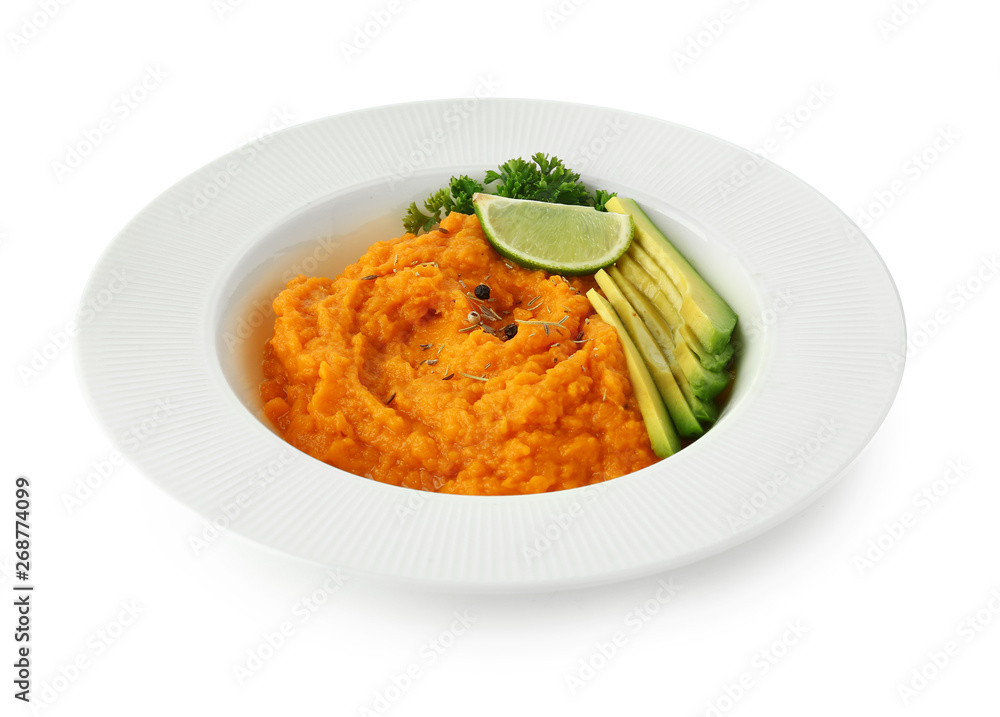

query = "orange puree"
[{"left": 260, "top": 211, "right": 659, "bottom": 495}]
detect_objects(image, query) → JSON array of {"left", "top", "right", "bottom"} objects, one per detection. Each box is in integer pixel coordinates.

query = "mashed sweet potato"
[{"left": 260, "top": 211, "right": 659, "bottom": 495}]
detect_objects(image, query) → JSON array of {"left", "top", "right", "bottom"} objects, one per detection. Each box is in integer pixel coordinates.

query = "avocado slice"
[
  {"left": 616, "top": 254, "right": 683, "bottom": 332},
  {"left": 587, "top": 290, "right": 681, "bottom": 458},
  {"left": 672, "top": 340, "right": 731, "bottom": 401},
  {"left": 619, "top": 245, "right": 733, "bottom": 374},
  {"left": 594, "top": 271, "right": 703, "bottom": 437},
  {"left": 679, "top": 325, "right": 735, "bottom": 372},
  {"left": 607, "top": 266, "right": 721, "bottom": 424},
  {"left": 629, "top": 242, "right": 683, "bottom": 311},
  {"left": 606, "top": 197, "right": 737, "bottom": 354}
]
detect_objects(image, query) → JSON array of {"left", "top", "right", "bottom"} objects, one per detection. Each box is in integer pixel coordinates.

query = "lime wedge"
[{"left": 473, "top": 194, "right": 634, "bottom": 275}]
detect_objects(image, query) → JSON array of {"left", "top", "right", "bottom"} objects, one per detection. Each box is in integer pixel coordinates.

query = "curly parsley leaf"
[
  {"left": 402, "top": 203, "right": 431, "bottom": 235},
  {"left": 530, "top": 153, "right": 589, "bottom": 206},
  {"left": 485, "top": 157, "right": 541, "bottom": 200},
  {"left": 403, "top": 187, "right": 452, "bottom": 235},
  {"left": 448, "top": 175, "right": 484, "bottom": 214},
  {"left": 425, "top": 187, "right": 452, "bottom": 215},
  {"left": 402, "top": 154, "right": 614, "bottom": 234},
  {"left": 593, "top": 188, "right": 617, "bottom": 212}
]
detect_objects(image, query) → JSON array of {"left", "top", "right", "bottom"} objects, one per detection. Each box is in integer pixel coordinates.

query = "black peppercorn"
[
  {"left": 474, "top": 284, "right": 490, "bottom": 300},
  {"left": 503, "top": 323, "right": 518, "bottom": 340}
]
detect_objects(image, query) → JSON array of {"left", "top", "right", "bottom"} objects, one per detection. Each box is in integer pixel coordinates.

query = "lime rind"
[{"left": 473, "top": 194, "right": 633, "bottom": 276}]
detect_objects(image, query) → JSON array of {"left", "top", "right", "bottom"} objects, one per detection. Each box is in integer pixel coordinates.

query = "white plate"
[{"left": 76, "top": 99, "right": 905, "bottom": 592}]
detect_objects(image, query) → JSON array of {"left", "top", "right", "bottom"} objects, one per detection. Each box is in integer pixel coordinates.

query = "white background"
[{"left": 2, "top": 0, "right": 999, "bottom": 714}]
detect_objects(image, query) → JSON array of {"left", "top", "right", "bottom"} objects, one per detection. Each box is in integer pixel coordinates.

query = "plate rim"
[{"left": 74, "top": 97, "right": 906, "bottom": 592}]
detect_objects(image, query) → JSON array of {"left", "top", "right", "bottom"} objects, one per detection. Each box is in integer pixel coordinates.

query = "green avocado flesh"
[
  {"left": 607, "top": 266, "right": 720, "bottom": 425},
  {"left": 586, "top": 198, "right": 738, "bottom": 456},
  {"left": 586, "top": 290, "right": 681, "bottom": 458},
  {"left": 595, "top": 270, "right": 703, "bottom": 438},
  {"left": 616, "top": 253, "right": 683, "bottom": 331},
  {"left": 680, "top": 325, "right": 735, "bottom": 372},
  {"left": 607, "top": 197, "right": 737, "bottom": 355}
]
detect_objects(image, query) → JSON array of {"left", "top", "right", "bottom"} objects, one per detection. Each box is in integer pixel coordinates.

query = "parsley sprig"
[{"left": 402, "top": 153, "right": 616, "bottom": 235}]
